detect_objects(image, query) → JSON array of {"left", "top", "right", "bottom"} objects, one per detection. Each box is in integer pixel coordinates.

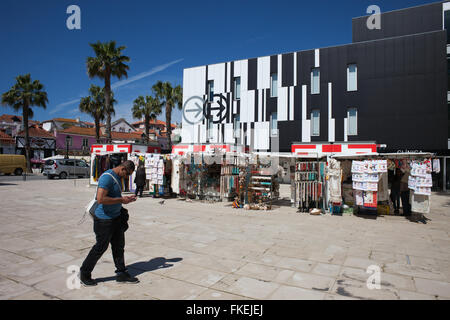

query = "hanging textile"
[{"left": 432, "top": 159, "right": 440, "bottom": 173}]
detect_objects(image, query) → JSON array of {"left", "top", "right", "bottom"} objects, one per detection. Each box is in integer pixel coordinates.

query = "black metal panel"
[
  {"left": 278, "top": 121, "right": 301, "bottom": 152},
  {"left": 270, "top": 55, "right": 278, "bottom": 74},
  {"left": 248, "top": 58, "right": 257, "bottom": 91},
  {"left": 292, "top": 29, "right": 447, "bottom": 150},
  {"left": 282, "top": 53, "right": 294, "bottom": 87},
  {"left": 353, "top": 2, "right": 443, "bottom": 43}
]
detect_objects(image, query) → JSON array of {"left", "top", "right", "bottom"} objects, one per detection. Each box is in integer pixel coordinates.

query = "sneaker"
[
  {"left": 116, "top": 272, "right": 140, "bottom": 284},
  {"left": 80, "top": 273, "right": 97, "bottom": 287}
]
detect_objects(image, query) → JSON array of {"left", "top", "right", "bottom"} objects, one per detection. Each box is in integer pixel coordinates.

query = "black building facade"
[{"left": 182, "top": 1, "right": 449, "bottom": 155}]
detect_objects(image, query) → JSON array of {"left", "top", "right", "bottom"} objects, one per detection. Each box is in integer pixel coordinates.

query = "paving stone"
[
  {"left": 344, "top": 257, "right": 380, "bottom": 270},
  {"left": 268, "top": 285, "right": 326, "bottom": 300},
  {"left": 1, "top": 180, "right": 450, "bottom": 300},
  {"left": 283, "top": 271, "right": 335, "bottom": 291},
  {"left": 194, "top": 289, "right": 252, "bottom": 300},
  {"left": 162, "top": 263, "right": 227, "bottom": 287},
  {"left": 40, "top": 252, "right": 75, "bottom": 266},
  {"left": 223, "top": 276, "right": 280, "bottom": 300},
  {"left": 275, "top": 257, "right": 315, "bottom": 273},
  {"left": 312, "top": 263, "right": 342, "bottom": 277},
  {"left": 414, "top": 278, "right": 450, "bottom": 298},
  {"left": 0, "top": 279, "right": 33, "bottom": 300},
  {"left": 398, "top": 290, "right": 436, "bottom": 300}
]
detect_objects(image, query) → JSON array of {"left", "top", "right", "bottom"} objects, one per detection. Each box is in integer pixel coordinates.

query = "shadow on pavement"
[
  {"left": 0, "top": 183, "right": 17, "bottom": 186},
  {"left": 95, "top": 257, "right": 183, "bottom": 283}
]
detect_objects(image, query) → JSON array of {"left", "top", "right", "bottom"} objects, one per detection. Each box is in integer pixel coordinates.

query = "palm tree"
[
  {"left": 86, "top": 40, "right": 130, "bottom": 143},
  {"left": 79, "top": 85, "right": 106, "bottom": 143},
  {"left": 132, "top": 95, "right": 162, "bottom": 144},
  {"left": 1, "top": 74, "right": 48, "bottom": 173},
  {"left": 152, "top": 81, "right": 182, "bottom": 151}
]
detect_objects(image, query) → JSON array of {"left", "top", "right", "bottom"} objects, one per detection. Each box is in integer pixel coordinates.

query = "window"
[
  {"left": 234, "top": 77, "right": 241, "bottom": 100},
  {"left": 445, "top": 10, "right": 450, "bottom": 44},
  {"left": 347, "top": 108, "right": 358, "bottom": 136},
  {"left": 347, "top": 64, "right": 358, "bottom": 91},
  {"left": 311, "top": 68, "right": 320, "bottom": 94},
  {"left": 311, "top": 110, "right": 320, "bottom": 136},
  {"left": 119, "top": 127, "right": 125, "bottom": 132},
  {"left": 270, "top": 112, "right": 278, "bottom": 136},
  {"left": 207, "top": 80, "right": 214, "bottom": 102},
  {"left": 233, "top": 115, "right": 240, "bottom": 138},
  {"left": 270, "top": 73, "right": 278, "bottom": 97},
  {"left": 207, "top": 117, "right": 213, "bottom": 139},
  {"left": 82, "top": 138, "right": 88, "bottom": 147}
]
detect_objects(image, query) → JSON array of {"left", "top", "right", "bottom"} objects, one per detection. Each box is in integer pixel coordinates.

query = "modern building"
[{"left": 181, "top": 1, "right": 449, "bottom": 157}]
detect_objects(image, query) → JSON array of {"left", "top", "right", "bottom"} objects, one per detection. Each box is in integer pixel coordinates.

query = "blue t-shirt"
[{"left": 95, "top": 169, "right": 122, "bottom": 219}]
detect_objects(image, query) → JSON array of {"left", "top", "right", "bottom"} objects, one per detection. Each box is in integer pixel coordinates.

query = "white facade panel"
[
  {"left": 234, "top": 60, "right": 241, "bottom": 77},
  {"left": 344, "top": 118, "right": 348, "bottom": 142},
  {"left": 302, "top": 120, "right": 311, "bottom": 143},
  {"left": 247, "top": 90, "right": 255, "bottom": 123},
  {"left": 224, "top": 123, "right": 234, "bottom": 143},
  {"left": 181, "top": 125, "right": 194, "bottom": 144},
  {"left": 258, "top": 90, "right": 263, "bottom": 122},
  {"left": 277, "top": 87, "right": 288, "bottom": 121},
  {"left": 289, "top": 86, "right": 294, "bottom": 121},
  {"left": 240, "top": 60, "right": 248, "bottom": 92},
  {"left": 257, "top": 56, "right": 270, "bottom": 90},
  {"left": 208, "top": 63, "right": 225, "bottom": 94},
  {"left": 254, "top": 122, "right": 270, "bottom": 150},
  {"left": 200, "top": 124, "right": 207, "bottom": 143},
  {"left": 315, "top": 49, "right": 320, "bottom": 68},
  {"left": 329, "top": 119, "right": 335, "bottom": 142},
  {"left": 277, "top": 55, "right": 282, "bottom": 87},
  {"left": 302, "top": 85, "right": 307, "bottom": 120},
  {"left": 183, "top": 66, "right": 206, "bottom": 105},
  {"left": 294, "top": 52, "right": 297, "bottom": 87}
]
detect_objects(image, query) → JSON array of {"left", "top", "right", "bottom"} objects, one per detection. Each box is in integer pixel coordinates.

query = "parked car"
[
  {"left": 43, "top": 158, "right": 90, "bottom": 179},
  {"left": 0, "top": 154, "right": 26, "bottom": 176}
]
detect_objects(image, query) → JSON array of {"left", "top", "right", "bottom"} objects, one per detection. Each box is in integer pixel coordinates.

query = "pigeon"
[{"left": 159, "top": 200, "right": 165, "bottom": 205}]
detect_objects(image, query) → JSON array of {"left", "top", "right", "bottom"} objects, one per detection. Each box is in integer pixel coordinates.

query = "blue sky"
[{"left": 0, "top": 0, "right": 437, "bottom": 125}]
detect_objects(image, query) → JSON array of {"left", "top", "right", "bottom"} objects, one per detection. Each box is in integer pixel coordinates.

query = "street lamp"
[{"left": 65, "top": 135, "right": 70, "bottom": 159}]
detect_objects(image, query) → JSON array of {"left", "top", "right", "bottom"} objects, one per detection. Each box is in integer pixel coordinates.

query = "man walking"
[{"left": 80, "top": 160, "right": 139, "bottom": 286}]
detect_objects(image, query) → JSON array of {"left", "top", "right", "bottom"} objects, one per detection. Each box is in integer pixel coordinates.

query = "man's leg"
[
  {"left": 80, "top": 218, "right": 114, "bottom": 279},
  {"left": 110, "top": 219, "right": 126, "bottom": 274},
  {"left": 110, "top": 218, "right": 139, "bottom": 283},
  {"left": 139, "top": 186, "right": 144, "bottom": 197}
]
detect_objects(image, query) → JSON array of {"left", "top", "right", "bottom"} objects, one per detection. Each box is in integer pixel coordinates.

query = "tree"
[
  {"left": 1, "top": 74, "right": 48, "bottom": 173},
  {"left": 86, "top": 40, "right": 129, "bottom": 143},
  {"left": 79, "top": 85, "right": 104, "bottom": 143},
  {"left": 152, "top": 81, "right": 182, "bottom": 151},
  {"left": 132, "top": 95, "right": 162, "bottom": 144}
]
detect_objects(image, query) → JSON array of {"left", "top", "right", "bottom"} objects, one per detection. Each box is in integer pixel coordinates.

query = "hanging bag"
[{"left": 82, "top": 172, "right": 123, "bottom": 222}]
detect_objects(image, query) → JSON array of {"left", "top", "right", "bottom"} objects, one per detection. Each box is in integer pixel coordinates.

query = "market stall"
[
  {"left": 90, "top": 144, "right": 161, "bottom": 191},
  {"left": 331, "top": 152, "right": 434, "bottom": 216}
]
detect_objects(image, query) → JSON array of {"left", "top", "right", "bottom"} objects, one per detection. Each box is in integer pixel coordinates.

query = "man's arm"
[{"left": 97, "top": 188, "right": 133, "bottom": 205}]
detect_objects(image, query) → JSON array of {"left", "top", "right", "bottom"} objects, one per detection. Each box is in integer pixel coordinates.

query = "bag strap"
[{"left": 103, "top": 172, "right": 122, "bottom": 194}]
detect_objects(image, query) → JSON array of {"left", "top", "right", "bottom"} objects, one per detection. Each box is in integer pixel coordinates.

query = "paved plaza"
[{"left": 0, "top": 178, "right": 450, "bottom": 300}]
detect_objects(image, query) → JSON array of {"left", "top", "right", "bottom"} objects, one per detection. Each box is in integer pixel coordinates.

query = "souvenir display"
[{"left": 294, "top": 161, "right": 326, "bottom": 212}]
